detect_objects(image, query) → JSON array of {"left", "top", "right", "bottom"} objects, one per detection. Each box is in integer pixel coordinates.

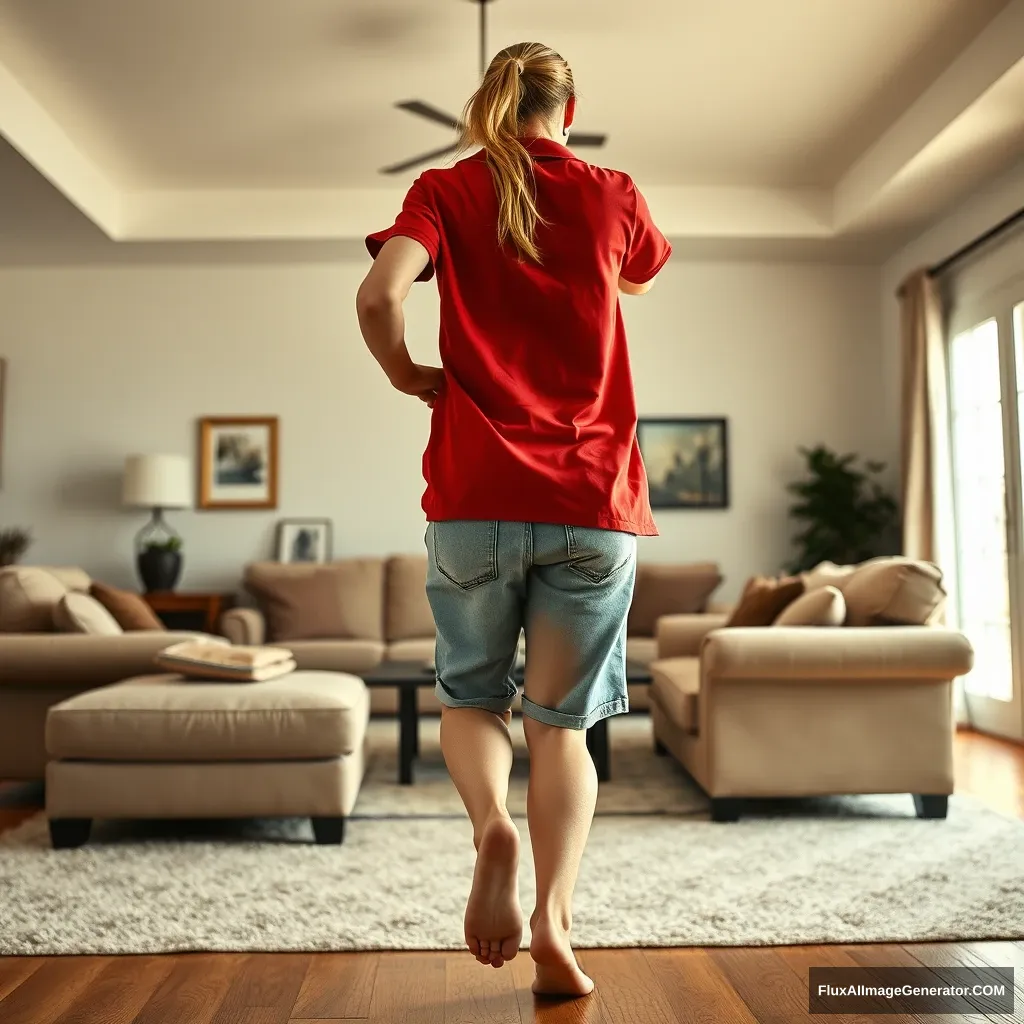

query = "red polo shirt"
[{"left": 366, "top": 137, "right": 671, "bottom": 536}]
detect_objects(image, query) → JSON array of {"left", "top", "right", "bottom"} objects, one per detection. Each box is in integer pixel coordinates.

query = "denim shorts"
[{"left": 425, "top": 520, "right": 637, "bottom": 729}]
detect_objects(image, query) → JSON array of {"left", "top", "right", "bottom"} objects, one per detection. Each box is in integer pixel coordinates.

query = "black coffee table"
[{"left": 361, "top": 660, "right": 652, "bottom": 784}]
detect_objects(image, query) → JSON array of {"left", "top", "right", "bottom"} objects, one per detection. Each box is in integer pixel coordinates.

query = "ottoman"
[{"left": 44, "top": 670, "right": 369, "bottom": 848}]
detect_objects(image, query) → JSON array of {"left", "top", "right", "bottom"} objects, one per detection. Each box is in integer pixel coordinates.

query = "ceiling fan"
[{"left": 380, "top": 0, "right": 607, "bottom": 175}]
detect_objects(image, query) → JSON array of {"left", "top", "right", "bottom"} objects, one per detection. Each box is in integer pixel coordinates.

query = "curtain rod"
[{"left": 928, "top": 203, "right": 1024, "bottom": 278}]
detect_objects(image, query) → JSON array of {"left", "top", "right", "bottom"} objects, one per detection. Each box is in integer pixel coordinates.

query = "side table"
[{"left": 143, "top": 591, "right": 235, "bottom": 635}]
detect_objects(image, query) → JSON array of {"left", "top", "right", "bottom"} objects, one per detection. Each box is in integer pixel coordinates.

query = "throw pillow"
[
  {"left": 725, "top": 575, "right": 805, "bottom": 627},
  {"left": 627, "top": 562, "right": 723, "bottom": 636},
  {"left": 773, "top": 586, "right": 845, "bottom": 627},
  {"left": 840, "top": 557, "right": 946, "bottom": 626},
  {"left": 801, "top": 560, "right": 857, "bottom": 592},
  {"left": 246, "top": 568, "right": 352, "bottom": 641},
  {"left": 246, "top": 559, "right": 385, "bottom": 641},
  {"left": 0, "top": 567, "right": 69, "bottom": 632},
  {"left": 90, "top": 582, "right": 165, "bottom": 631},
  {"left": 53, "top": 593, "right": 124, "bottom": 636}
]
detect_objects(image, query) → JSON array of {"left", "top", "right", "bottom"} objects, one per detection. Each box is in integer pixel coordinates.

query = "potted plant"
[
  {"left": 137, "top": 536, "right": 183, "bottom": 593},
  {"left": 0, "top": 527, "right": 33, "bottom": 567},
  {"left": 786, "top": 445, "right": 899, "bottom": 573}
]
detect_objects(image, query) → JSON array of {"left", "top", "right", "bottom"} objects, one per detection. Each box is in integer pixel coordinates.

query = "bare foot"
[
  {"left": 465, "top": 815, "right": 522, "bottom": 968},
  {"left": 530, "top": 914, "right": 595, "bottom": 996}
]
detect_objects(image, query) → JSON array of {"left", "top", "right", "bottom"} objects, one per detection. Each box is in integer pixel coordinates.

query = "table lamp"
[{"left": 123, "top": 454, "right": 191, "bottom": 592}]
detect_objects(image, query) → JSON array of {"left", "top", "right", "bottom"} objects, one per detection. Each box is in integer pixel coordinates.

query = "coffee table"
[{"left": 361, "top": 660, "right": 652, "bottom": 784}]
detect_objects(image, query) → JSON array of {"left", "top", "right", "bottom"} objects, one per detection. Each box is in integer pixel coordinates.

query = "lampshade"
[{"left": 123, "top": 454, "right": 191, "bottom": 509}]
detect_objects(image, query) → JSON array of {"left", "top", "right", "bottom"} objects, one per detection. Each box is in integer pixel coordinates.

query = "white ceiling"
[{"left": 0, "top": 0, "right": 1023, "bottom": 249}]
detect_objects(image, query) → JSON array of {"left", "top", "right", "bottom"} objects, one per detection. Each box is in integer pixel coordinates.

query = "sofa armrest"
[
  {"left": 706, "top": 600, "right": 735, "bottom": 615},
  {"left": 0, "top": 632, "right": 223, "bottom": 688},
  {"left": 656, "top": 613, "right": 730, "bottom": 658},
  {"left": 702, "top": 627, "right": 974, "bottom": 682},
  {"left": 220, "top": 607, "right": 265, "bottom": 646}
]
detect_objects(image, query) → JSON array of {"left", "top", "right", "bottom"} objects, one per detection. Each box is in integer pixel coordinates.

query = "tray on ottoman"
[{"left": 44, "top": 670, "right": 369, "bottom": 848}]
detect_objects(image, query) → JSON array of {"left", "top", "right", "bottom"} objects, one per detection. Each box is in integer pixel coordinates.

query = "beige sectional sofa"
[
  {"left": 222, "top": 556, "right": 726, "bottom": 714},
  {"left": 648, "top": 557, "right": 975, "bottom": 821},
  {"left": 0, "top": 567, "right": 211, "bottom": 780}
]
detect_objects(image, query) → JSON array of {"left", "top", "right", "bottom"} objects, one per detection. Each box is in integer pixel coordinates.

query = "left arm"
[{"left": 356, "top": 236, "right": 443, "bottom": 405}]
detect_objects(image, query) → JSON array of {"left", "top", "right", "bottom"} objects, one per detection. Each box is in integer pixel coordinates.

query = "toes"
[
  {"left": 500, "top": 936, "right": 519, "bottom": 962},
  {"left": 467, "top": 936, "right": 481, "bottom": 958}
]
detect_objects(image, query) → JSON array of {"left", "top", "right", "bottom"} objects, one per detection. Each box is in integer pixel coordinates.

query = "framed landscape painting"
[
  {"left": 638, "top": 417, "right": 729, "bottom": 509},
  {"left": 198, "top": 416, "right": 279, "bottom": 510}
]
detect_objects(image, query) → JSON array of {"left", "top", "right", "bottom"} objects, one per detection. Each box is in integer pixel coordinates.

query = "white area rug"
[{"left": 1, "top": 717, "right": 1023, "bottom": 955}]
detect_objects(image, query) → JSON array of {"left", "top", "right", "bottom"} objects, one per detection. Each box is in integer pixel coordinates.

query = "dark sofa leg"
[
  {"left": 913, "top": 794, "right": 948, "bottom": 819},
  {"left": 49, "top": 818, "right": 91, "bottom": 849},
  {"left": 710, "top": 798, "right": 743, "bottom": 823},
  {"left": 654, "top": 737, "right": 669, "bottom": 756},
  {"left": 312, "top": 816, "right": 345, "bottom": 845}
]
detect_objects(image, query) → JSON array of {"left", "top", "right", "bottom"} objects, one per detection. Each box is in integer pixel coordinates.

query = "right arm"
[{"left": 619, "top": 179, "right": 671, "bottom": 296}]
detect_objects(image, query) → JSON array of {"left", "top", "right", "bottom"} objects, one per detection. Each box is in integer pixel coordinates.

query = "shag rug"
[{"left": 1, "top": 717, "right": 1023, "bottom": 955}]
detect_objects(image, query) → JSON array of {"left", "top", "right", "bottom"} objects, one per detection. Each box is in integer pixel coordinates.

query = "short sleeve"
[
  {"left": 621, "top": 180, "right": 671, "bottom": 285},
  {"left": 365, "top": 174, "right": 440, "bottom": 283}
]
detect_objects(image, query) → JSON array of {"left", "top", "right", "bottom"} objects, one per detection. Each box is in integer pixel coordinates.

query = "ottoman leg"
[
  {"left": 49, "top": 818, "right": 91, "bottom": 849},
  {"left": 312, "top": 816, "right": 345, "bottom": 845}
]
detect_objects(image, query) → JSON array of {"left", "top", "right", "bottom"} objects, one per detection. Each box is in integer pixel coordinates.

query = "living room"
[{"left": 1, "top": 0, "right": 1023, "bottom": 1020}]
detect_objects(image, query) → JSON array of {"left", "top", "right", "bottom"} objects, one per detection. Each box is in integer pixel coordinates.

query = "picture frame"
[
  {"left": 198, "top": 416, "right": 279, "bottom": 510},
  {"left": 638, "top": 417, "right": 729, "bottom": 509},
  {"left": 276, "top": 519, "right": 333, "bottom": 564}
]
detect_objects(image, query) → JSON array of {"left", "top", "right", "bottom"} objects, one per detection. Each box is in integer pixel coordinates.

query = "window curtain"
[{"left": 898, "top": 269, "right": 968, "bottom": 725}]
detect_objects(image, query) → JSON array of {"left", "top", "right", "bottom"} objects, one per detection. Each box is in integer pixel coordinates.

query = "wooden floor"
[{"left": 1, "top": 727, "right": 1022, "bottom": 1024}]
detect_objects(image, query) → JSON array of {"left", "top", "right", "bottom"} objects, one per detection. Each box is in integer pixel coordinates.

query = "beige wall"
[{"left": 0, "top": 253, "right": 885, "bottom": 600}]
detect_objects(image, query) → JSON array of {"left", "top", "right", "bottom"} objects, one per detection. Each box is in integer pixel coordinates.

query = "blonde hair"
[{"left": 457, "top": 42, "right": 574, "bottom": 263}]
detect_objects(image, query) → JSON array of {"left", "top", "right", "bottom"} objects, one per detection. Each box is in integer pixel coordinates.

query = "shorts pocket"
[
  {"left": 565, "top": 526, "right": 636, "bottom": 584},
  {"left": 430, "top": 521, "right": 499, "bottom": 590}
]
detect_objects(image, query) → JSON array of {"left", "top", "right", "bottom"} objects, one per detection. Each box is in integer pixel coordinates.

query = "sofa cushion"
[
  {"left": 45, "top": 670, "right": 369, "bottom": 761},
  {"left": 246, "top": 559, "right": 384, "bottom": 642},
  {"left": 773, "top": 586, "right": 845, "bottom": 627},
  {"left": 627, "top": 562, "right": 723, "bottom": 636},
  {"left": 386, "top": 555, "right": 435, "bottom": 641},
  {"left": 649, "top": 657, "right": 700, "bottom": 733},
  {"left": 625, "top": 635, "right": 658, "bottom": 665},
  {"left": 841, "top": 557, "right": 946, "bottom": 626},
  {"left": 281, "top": 639, "right": 386, "bottom": 674},
  {"left": 53, "top": 593, "right": 124, "bottom": 636},
  {"left": 726, "top": 575, "right": 804, "bottom": 627},
  {"left": 387, "top": 638, "right": 436, "bottom": 664},
  {"left": 90, "top": 582, "right": 165, "bottom": 631},
  {"left": 0, "top": 567, "right": 69, "bottom": 632}
]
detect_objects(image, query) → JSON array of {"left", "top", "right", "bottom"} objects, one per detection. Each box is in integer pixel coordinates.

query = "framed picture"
[
  {"left": 638, "top": 417, "right": 729, "bottom": 509},
  {"left": 198, "top": 416, "right": 279, "bottom": 510},
  {"left": 276, "top": 519, "right": 332, "bottom": 564}
]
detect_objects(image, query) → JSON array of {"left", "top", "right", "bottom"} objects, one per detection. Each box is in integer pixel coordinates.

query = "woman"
[{"left": 357, "top": 41, "right": 669, "bottom": 998}]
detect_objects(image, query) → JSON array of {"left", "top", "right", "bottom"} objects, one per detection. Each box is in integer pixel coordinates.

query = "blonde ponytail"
[{"left": 458, "top": 42, "right": 574, "bottom": 263}]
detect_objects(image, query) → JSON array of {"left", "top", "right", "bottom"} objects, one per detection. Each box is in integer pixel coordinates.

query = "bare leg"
[
  {"left": 439, "top": 705, "right": 522, "bottom": 968},
  {"left": 523, "top": 716, "right": 597, "bottom": 997}
]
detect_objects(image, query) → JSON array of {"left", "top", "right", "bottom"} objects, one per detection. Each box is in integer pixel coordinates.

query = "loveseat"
[
  {"left": 222, "top": 556, "right": 726, "bottom": 714},
  {"left": 648, "top": 557, "right": 975, "bottom": 820}
]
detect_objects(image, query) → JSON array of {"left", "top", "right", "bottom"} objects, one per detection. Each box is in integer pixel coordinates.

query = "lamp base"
[{"left": 137, "top": 549, "right": 182, "bottom": 593}]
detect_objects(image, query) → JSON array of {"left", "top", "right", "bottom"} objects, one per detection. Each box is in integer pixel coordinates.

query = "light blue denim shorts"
[{"left": 425, "top": 521, "right": 637, "bottom": 730}]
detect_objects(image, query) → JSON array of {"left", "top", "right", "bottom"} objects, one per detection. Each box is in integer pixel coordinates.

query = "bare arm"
[
  {"left": 356, "top": 236, "right": 442, "bottom": 403},
  {"left": 618, "top": 276, "right": 655, "bottom": 296}
]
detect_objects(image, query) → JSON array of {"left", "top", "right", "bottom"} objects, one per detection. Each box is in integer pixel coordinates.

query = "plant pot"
[{"left": 137, "top": 549, "right": 182, "bottom": 593}]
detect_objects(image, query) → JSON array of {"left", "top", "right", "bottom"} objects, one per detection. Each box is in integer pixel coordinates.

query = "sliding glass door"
[{"left": 947, "top": 280, "right": 1024, "bottom": 739}]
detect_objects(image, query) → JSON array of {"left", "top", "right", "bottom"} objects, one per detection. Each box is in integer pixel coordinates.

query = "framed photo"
[
  {"left": 276, "top": 519, "right": 332, "bottom": 564},
  {"left": 198, "top": 416, "right": 279, "bottom": 510},
  {"left": 638, "top": 417, "right": 729, "bottom": 509}
]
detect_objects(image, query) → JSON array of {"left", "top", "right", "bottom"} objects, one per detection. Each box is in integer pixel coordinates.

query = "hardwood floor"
[{"left": 1, "top": 727, "right": 1022, "bottom": 1024}]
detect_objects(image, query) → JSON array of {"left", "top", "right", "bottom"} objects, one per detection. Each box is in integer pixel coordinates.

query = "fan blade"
[
  {"left": 567, "top": 132, "right": 607, "bottom": 147},
  {"left": 380, "top": 143, "right": 460, "bottom": 175},
  {"left": 396, "top": 100, "right": 463, "bottom": 131}
]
